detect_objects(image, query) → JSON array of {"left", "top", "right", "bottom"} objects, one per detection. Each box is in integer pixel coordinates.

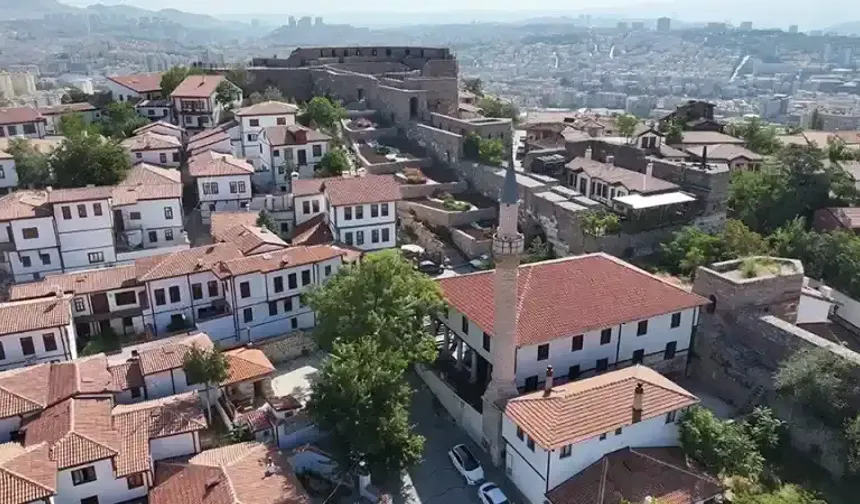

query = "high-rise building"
[
  {"left": 631, "top": 21, "right": 644, "bottom": 30},
  {"left": 788, "top": 24, "right": 799, "bottom": 34},
  {"left": 288, "top": 16, "right": 296, "bottom": 27},
  {"left": 9, "top": 72, "right": 35, "bottom": 97},
  {"left": 740, "top": 21, "right": 753, "bottom": 31},
  {"left": 657, "top": 17, "right": 671, "bottom": 31},
  {"left": 297, "top": 16, "right": 311, "bottom": 28},
  {"left": 314, "top": 17, "right": 323, "bottom": 26},
  {"left": 616, "top": 21, "right": 628, "bottom": 30},
  {"left": 0, "top": 73, "right": 15, "bottom": 99}
]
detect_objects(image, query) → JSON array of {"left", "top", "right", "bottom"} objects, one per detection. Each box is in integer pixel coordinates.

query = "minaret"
[{"left": 481, "top": 162, "right": 524, "bottom": 467}]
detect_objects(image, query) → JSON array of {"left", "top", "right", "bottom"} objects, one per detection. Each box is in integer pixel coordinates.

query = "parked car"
[
  {"left": 417, "top": 260, "right": 443, "bottom": 275},
  {"left": 477, "top": 482, "right": 510, "bottom": 504},
  {"left": 448, "top": 444, "right": 484, "bottom": 485}
]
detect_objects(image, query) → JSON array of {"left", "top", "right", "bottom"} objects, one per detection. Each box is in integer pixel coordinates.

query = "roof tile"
[
  {"left": 121, "top": 132, "right": 182, "bottom": 151},
  {"left": 135, "top": 243, "right": 243, "bottom": 282},
  {"left": 0, "top": 442, "right": 57, "bottom": 504},
  {"left": 8, "top": 265, "right": 139, "bottom": 301},
  {"left": 188, "top": 151, "right": 254, "bottom": 177},
  {"left": 107, "top": 73, "right": 163, "bottom": 94},
  {"left": 219, "top": 245, "right": 344, "bottom": 276},
  {"left": 235, "top": 101, "right": 299, "bottom": 116},
  {"left": 0, "top": 297, "right": 71, "bottom": 337},
  {"left": 170, "top": 75, "right": 226, "bottom": 98},
  {"left": 323, "top": 174, "right": 402, "bottom": 206}
]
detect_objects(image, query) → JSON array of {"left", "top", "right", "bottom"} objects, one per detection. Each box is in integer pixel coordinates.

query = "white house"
[
  {"left": 135, "top": 99, "right": 174, "bottom": 123},
  {"left": 258, "top": 125, "right": 331, "bottom": 190},
  {"left": 188, "top": 151, "right": 254, "bottom": 223},
  {"left": 170, "top": 75, "right": 242, "bottom": 131},
  {"left": 323, "top": 175, "right": 401, "bottom": 251},
  {"left": 233, "top": 101, "right": 299, "bottom": 163},
  {"left": 0, "top": 190, "right": 62, "bottom": 282},
  {"left": 0, "top": 296, "right": 76, "bottom": 371},
  {"left": 187, "top": 127, "right": 235, "bottom": 158},
  {"left": 0, "top": 107, "right": 46, "bottom": 139},
  {"left": 132, "top": 121, "right": 184, "bottom": 143},
  {"left": 503, "top": 366, "right": 717, "bottom": 504},
  {"left": 39, "top": 102, "right": 103, "bottom": 135},
  {"left": 564, "top": 149, "right": 681, "bottom": 207},
  {"left": 436, "top": 253, "right": 709, "bottom": 390},
  {"left": 291, "top": 179, "right": 327, "bottom": 227},
  {"left": 48, "top": 187, "right": 117, "bottom": 272},
  {"left": 0, "top": 441, "right": 57, "bottom": 504},
  {"left": 121, "top": 132, "right": 183, "bottom": 167},
  {"left": 0, "top": 148, "right": 18, "bottom": 194},
  {"left": 105, "top": 73, "right": 163, "bottom": 103},
  {"left": 113, "top": 163, "right": 186, "bottom": 252}
]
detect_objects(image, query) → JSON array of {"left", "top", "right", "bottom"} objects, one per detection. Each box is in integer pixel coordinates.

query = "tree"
[
  {"left": 315, "top": 149, "right": 350, "bottom": 177},
  {"left": 99, "top": 101, "right": 149, "bottom": 139},
  {"left": 679, "top": 406, "right": 765, "bottom": 478},
  {"left": 463, "top": 77, "right": 483, "bottom": 96},
  {"left": 615, "top": 114, "right": 640, "bottom": 142},
  {"left": 775, "top": 347, "right": 860, "bottom": 427},
  {"left": 5, "top": 138, "right": 51, "bottom": 188},
  {"left": 733, "top": 484, "right": 825, "bottom": 504},
  {"left": 660, "top": 226, "right": 726, "bottom": 275},
  {"left": 728, "top": 117, "right": 781, "bottom": 155},
  {"left": 256, "top": 209, "right": 277, "bottom": 231},
  {"left": 160, "top": 65, "right": 206, "bottom": 96},
  {"left": 741, "top": 406, "right": 785, "bottom": 458},
  {"left": 477, "top": 137, "right": 505, "bottom": 166},
  {"left": 522, "top": 236, "right": 553, "bottom": 264},
  {"left": 59, "top": 113, "right": 98, "bottom": 138},
  {"left": 301, "top": 96, "right": 346, "bottom": 131},
  {"left": 665, "top": 120, "right": 684, "bottom": 145},
  {"left": 844, "top": 413, "right": 860, "bottom": 474},
  {"left": 50, "top": 134, "right": 132, "bottom": 188},
  {"left": 809, "top": 108, "right": 824, "bottom": 131},
  {"left": 224, "top": 66, "right": 253, "bottom": 96},
  {"left": 307, "top": 337, "right": 425, "bottom": 474},
  {"left": 61, "top": 86, "right": 90, "bottom": 104},
  {"left": 304, "top": 249, "right": 443, "bottom": 364},
  {"left": 248, "top": 86, "right": 286, "bottom": 105},
  {"left": 580, "top": 210, "right": 620, "bottom": 253},
  {"left": 215, "top": 81, "right": 240, "bottom": 110},
  {"left": 826, "top": 136, "right": 853, "bottom": 163},
  {"left": 182, "top": 345, "right": 229, "bottom": 423},
  {"left": 477, "top": 96, "right": 519, "bottom": 123}
]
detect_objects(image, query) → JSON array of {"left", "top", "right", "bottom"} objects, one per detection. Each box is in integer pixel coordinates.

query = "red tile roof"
[
  {"left": 0, "top": 297, "right": 71, "bottom": 337},
  {"left": 121, "top": 163, "right": 182, "bottom": 185},
  {"left": 262, "top": 125, "right": 330, "bottom": 146},
  {"left": 108, "top": 362, "right": 144, "bottom": 391},
  {"left": 291, "top": 178, "right": 327, "bottom": 197},
  {"left": 505, "top": 366, "right": 698, "bottom": 449},
  {"left": 151, "top": 442, "right": 311, "bottom": 504},
  {"left": 132, "top": 332, "right": 215, "bottom": 376},
  {"left": 290, "top": 214, "right": 334, "bottom": 246},
  {"left": 210, "top": 211, "right": 259, "bottom": 239},
  {"left": 216, "top": 224, "right": 288, "bottom": 256},
  {"left": 38, "top": 102, "right": 97, "bottom": 115},
  {"left": 223, "top": 347, "right": 275, "bottom": 386},
  {"left": 135, "top": 243, "right": 243, "bottom": 282},
  {"left": 0, "top": 108, "right": 44, "bottom": 126},
  {"left": 0, "top": 442, "right": 57, "bottom": 504},
  {"left": 0, "top": 191, "right": 51, "bottom": 221},
  {"left": 188, "top": 151, "right": 254, "bottom": 177},
  {"left": 133, "top": 121, "right": 183, "bottom": 136},
  {"left": 8, "top": 265, "right": 139, "bottom": 300},
  {"left": 220, "top": 245, "right": 345, "bottom": 276},
  {"left": 235, "top": 101, "right": 299, "bottom": 117},
  {"left": 170, "top": 75, "right": 226, "bottom": 98},
  {"left": 107, "top": 73, "right": 163, "bottom": 94},
  {"left": 113, "top": 164, "right": 182, "bottom": 205},
  {"left": 438, "top": 254, "right": 709, "bottom": 347},
  {"left": 236, "top": 409, "right": 274, "bottom": 433},
  {"left": 46, "top": 186, "right": 113, "bottom": 204},
  {"left": 546, "top": 447, "right": 722, "bottom": 504},
  {"left": 323, "top": 174, "right": 402, "bottom": 206},
  {"left": 121, "top": 131, "right": 182, "bottom": 151}
]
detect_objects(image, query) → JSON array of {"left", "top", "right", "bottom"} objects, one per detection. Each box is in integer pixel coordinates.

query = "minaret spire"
[{"left": 482, "top": 163, "right": 524, "bottom": 467}]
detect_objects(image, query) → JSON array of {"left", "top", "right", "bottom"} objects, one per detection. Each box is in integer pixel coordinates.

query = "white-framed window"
[{"left": 87, "top": 251, "right": 104, "bottom": 264}]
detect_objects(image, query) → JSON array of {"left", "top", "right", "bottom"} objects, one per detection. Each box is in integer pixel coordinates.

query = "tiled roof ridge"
[
  {"left": 66, "top": 430, "right": 119, "bottom": 456},
  {"left": 0, "top": 445, "right": 56, "bottom": 495},
  {"left": 0, "top": 383, "right": 43, "bottom": 410},
  {"left": 515, "top": 367, "right": 696, "bottom": 403},
  {"left": 630, "top": 447, "right": 718, "bottom": 483}
]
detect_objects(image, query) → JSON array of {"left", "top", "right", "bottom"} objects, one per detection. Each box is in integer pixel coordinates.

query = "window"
[
  {"left": 312, "top": 200, "right": 319, "bottom": 213},
  {"left": 632, "top": 349, "right": 644, "bottom": 364},
  {"left": 20, "top": 337, "right": 35, "bottom": 355},
  {"left": 74, "top": 297, "right": 85, "bottom": 312},
  {"left": 81, "top": 497, "right": 100, "bottom": 504},
  {"left": 249, "top": 118, "right": 260, "bottom": 127},
  {"left": 240, "top": 281, "right": 250, "bottom": 298},
  {"left": 130, "top": 212, "right": 141, "bottom": 220},
  {"left": 269, "top": 302, "right": 278, "bottom": 316},
  {"left": 461, "top": 316, "right": 469, "bottom": 334},
  {"left": 130, "top": 387, "right": 141, "bottom": 399},
  {"left": 230, "top": 182, "right": 238, "bottom": 193},
  {"left": 381, "top": 228, "right": 390, "bottom": 242},
  {"left": 77, "top": 204, "right": 87, "bottom": 218},
  {"left": 302, "top": 201, "right": 310, "bottom": 214},
  {"left": 274, "top": 276, "right": 284, "bottom": 293},
  {"left": 571, "top": 334, "right": 583, "bottom": 351},
  {"left": 568, "top": 365, "right": 580, "bottom": 379},
  {"left": 208, "top": 281, "right": 218, "bottom": 297},
  {"left": 276, "top": 117, "right": 286, "bottom": 125},
  {"left": 160, "top": 153, "right": 167, "bottom": 164},
  {"left": 243, "top": 307, "right": 253, "bottom": 323},
  {"left": 148, "top": 231, "right": 158, "bottom": 243},
  {"left": 560, "top": 444, "right": 572, "bottom": 458},
  {"left": 43, "top": 333, "right": 57, "bottom": 352},
  {"left": 615, "top": 427, "right": 623, "bottom": 435},
  {"left": 284, "top": 297, "right": 293, "bottom": 312},
  {"left": 600, "top": 328, "right": 612, "bottom": 345},
  {"left": 483, "top": 332, "right": 490, "bottom": 351},
  {"left": 191, "top": 283, "right": 203, "bottom": 300},
  {"left": 516, "top": 426, "right": 524, "bottom": 440},
  {"left": 165, "top": 229, "right": 173, "bottom": 241},
  {"left": 87, "top": 252, "right": 104, "bottom": 264},
  {"left": 599, "top": 433, "right": 607, "bottom": 441},
  {"left": 344, "top": 207, "right": 352, "bottom": 220},
  {"left": 22, "top": 123, "right": 36, "bottom": 135},
  {"left": 671, "top": 312, "right": 682, "bottom": 328},
  {"left": 0, "top": 342, "right": 4, "bottom": 360},
  {"left": 324, "top": 265, "right": 332, "bottom": 277},
  {"left": 356, "top": 230, "right": 364, "bottom": 246},
  {"left": 135, "top": 152, "right": 143, "bottom": 159},
  {"left": 21, "top": 255, "right": 31, "bottom": 267},
  {"left": 291, "top": 317, "right": 298, "bottom": 329},
  {"left": 154, "top": 289, "right": 166, "bottom": 306},
  {"left": 312, "top": 144, "right": 322, "bottom": 157},
  {"left": 301, "top": 270, "right": 311, "bottom": 286},
  {"left": 39, "top": 253, "right": 51, "bottom": 265},
  {"left": 61, "top": 206, "right": 71, "bottom": 219},
  {"left": 238, "top": 182, "right": 246, "bottom": 193},
  {"left": 93, "top": 203, "right": 102, "bottom": 216},
  {"left": 381, "top": 203, "right": 389, "bottom": 216},
  {"left": 21, "top": 227, "right": 38, "bottom": 239},
  {"left": 526, "top": 437, "right": 535, "bottom": 451},
  {"left": 123, "top": 317, "right": 133, "bottom": 327},
  {"left": 173, "top": 152, "right": 180, "bottom": 162},
  {"left": 371, "top": 229, "right": 379, "bottom": 243},
  {"left": 168, "top": 286, "right": 180, "bottom": 303},
  {"left": 164, "top": 207, "right": 174, "bottom": 220},
  {"left": 537, "top": 343, "right": 549, "bottom": 361},
  {"left": 6, "top": 125, "right": 15, "bottom": 136},
  {"left": 371, "top": 204, "right": 379, "bottom": 217},
  {"left": 664, "top": 341, "right": 677, "bottom": 360},
  {"left": 637, "top": 320, "right": 648, "bottom": 336},
  {"left": 344, "top": 232, "right": 353, "bottom": 246},
  {"left": 115, "top": 291, "right": 136, "bottom": 306},
  {"left": 666, "top": 410, "right": 677, "bottom": 424},
  {"left": 524, "top": 375, "right": 538, "bottom": 392},
  {"left": 72, "top": 466, "right": 97, "bottom": 486},
  {"left": 288, "top": 273, "right": 297, "bottom": 289},
  {"left": 273, "top": 149, "right": 280, "bottom": 158},
  {"left": 247, "top": 134, "right": 258, "bottom": 142},
  {"left": 355, "top": 206, "right": 364, "bottom": 219},
  {"left": 596, "top": 358, "right": 608, "bottom": 373}
]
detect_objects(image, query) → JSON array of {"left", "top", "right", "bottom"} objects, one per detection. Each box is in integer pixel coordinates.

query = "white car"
[
  {"left": 447, "top": 444, "right": 484, "bottom": 485},
  {"left": 478, "top": 482, "right": 510, "bottom": 504}
]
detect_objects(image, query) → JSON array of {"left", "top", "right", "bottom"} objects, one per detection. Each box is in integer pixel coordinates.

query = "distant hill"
[
  {"left": 824, "top": 21, "right": 860, "bottom": 36},
  {"left": 0, "top": 0, "right": 75, "bottom": 20}
]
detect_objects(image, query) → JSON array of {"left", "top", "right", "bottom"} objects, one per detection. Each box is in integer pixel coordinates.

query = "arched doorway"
[{"left": 409, "top": 97, "right": 419, "bottom": 119}]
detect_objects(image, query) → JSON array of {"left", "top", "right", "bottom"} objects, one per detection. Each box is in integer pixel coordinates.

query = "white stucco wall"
[
  {"left": 0, "top": 325, "right": 72, "bottom": 371},
  {"left": 150, "top": 432, "right": 197, "bottom": 460},
  {"left": 294, "top": 195, "right": 326, "bottom": 225},
  {"left": 128, "top": 148, "right": 181, "bottom": 167},
  {"left": 0, "top": 157, "right": 19, "bottom": 191},
  {"left": 55, "top": 458, "right": 148, "bottom": 504}
]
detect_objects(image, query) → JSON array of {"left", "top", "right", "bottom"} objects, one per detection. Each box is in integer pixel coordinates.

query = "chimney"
[
  {"left": 543, "top": 365, "right": 554, "bottom": 396},
  {"left": 584, "top": 147, "right": 592, "bottom": 160},
  {"left": 700, "top": 145, "right": 708, "bottom": 169},
  {"left": 632, "top": 383, "right": 644, "bottom": 423},
  {"left": 605, "top": 155, "right": 615, "bottom": 165},
  {"left": 295, "top": 128, "right": 308, "bottom": 144},
  {"left": 643, "top": 161, "right": 653, "bottom": 192}
]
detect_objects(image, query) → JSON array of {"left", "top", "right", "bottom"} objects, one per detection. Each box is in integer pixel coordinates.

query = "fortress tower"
[{"left": 481, "top": 163, "right": 524, "bottom": 466}]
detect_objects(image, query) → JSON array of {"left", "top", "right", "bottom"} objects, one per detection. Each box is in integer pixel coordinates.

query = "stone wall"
[
  {"left": 399, "top": 199, "right": 497, "bottom": 229},
  {"left": 429, "top": 113, "right": 512, "bottom": 147},
  {"left": 399, "top": 180, "right": 466, "bottom": 200},
  {"left": 246, "top": 68, "right": 314, "bottom": 100},
  {"left": 451, "top": 227, "right": 492, "bottom": 259},
  {"left": 342, "top": 123, "right": 398, "bottom": 143},
  {"left": 376, "top": 85, "right": 427, "bottom": 125},
  {"left": 406, "top": 77, "right": 459, "bottom": 115},
  {"left": 404, "top": 123, "right": 463, "bottom": 163},
  {"left": 256, "top": 332, "right": 317, "bottom": 366}
]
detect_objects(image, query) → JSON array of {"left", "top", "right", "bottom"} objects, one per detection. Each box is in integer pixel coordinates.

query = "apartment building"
[
  {"left": 0, "top": 148, "right": 18, "bottom": 194},
  {"left": 188, "top": 151, "right": 254, "bottom": 222},
  {"left": 0, "top": 296, "right": 76, "bottom": 371},
  {"left": 0, "top": 107, "right": 47, "bottom": 139},
  {"left": 121, "top": 132, "right": 182, "bottom": 167},
  {"left": 233, "top": 101, "right": 299, "bottom": 162},
  {"left": 436, "top": 254, "right": 708, "bottom": 389},
  {"left": 105, "top": 73, "right": 163, "bottom": 102},
  {"left": 113, "top": 163, "right": 186, "bottom": 252},
  {"left": 0, "top": 190, "right": 63, "bottom": 281},
  {"left": 503, "top": 366, "right": 718, "bottom": 504},
  {"left": 49, "top": 187, "right": 118, "bottom": 271},
  {"left": 258, "top": 124, "right": 331, "bottom": 190},
  {"left": 170, "top": 75, "right": 241, "bottom": 131}
]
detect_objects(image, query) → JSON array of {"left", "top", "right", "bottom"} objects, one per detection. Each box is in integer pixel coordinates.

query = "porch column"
[
  {"left": 469, "top": 349, "right": 478, "bottom": 384},
  {"left": 443, "top": 326, "right": 451, "bottom": 356},
  {"left": 455, "top": 338, "right": 464, "bottom": 370}
]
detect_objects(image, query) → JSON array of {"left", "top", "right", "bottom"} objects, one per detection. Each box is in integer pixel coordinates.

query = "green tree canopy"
[
  {"left": 315, "top": 149, "right": 350, "bottom": 177},
  {"left": 615, "top": 114, "right": 640, "bottom": 140},
  {"left": 679, "top": 406, "right": 765, "bottom": 478},
  {"left": 664, "top": 120, "right": 685, "bottom": 145},
  {"left": 160, "top": 65, "right": 206, "bottom": 96},
  {"left": 215, "top": 80, "right": 241, "bottom": 109},
  {"left": 98, "top": 101, "right": 150, "bottom": 139},
  {"left": 580, "top": 210, "right": 621, "bottom": 253},
  {"left": 463, "top": 77, "right": 483, "bottom": 96},
  {"left": 248, "top": 86, "right": 286, "bottom": 105},
  {"left": 477, "top": 96, "right": 519, "bottom": 123},
  {"left": 6, "top": 138, "right": 51, "bottom": 188},
  {"left": 61, "top": 86, "right": 90, "bottom": 104},
  {"left": 809, "top": 109, "right": 823, "bottom": 131},
  {"left": 256, "top": 209, "right": 277, "bottom": 231},
  {"left": 304, "top": 249, "right": 443, "bottom": 364},
  {"left": 307, "top": 337, "right": 424, "bottom": 474},
  {"left": 522, "top": 236, "right": 554, "bottom": 264},
  {"left": 301, "top": 96, "right": 346, "bottom": 131},
  {"left": 734, "top": 484, "right": 825, "bottom": 504},
  {"left": 50, "top": 134, "right": 132, "bottom": 188},
  {"left": 182, "top": 345, "right": 229, "bottom": 422},
  {"left": 728, "top": 117, "right": 781, "bottom": 155},
  {"left": 224, "top": 66, "right": 252, "bottom": 96},
  {"left": 59, "top": 113, "right": 99, "bottom": 138}
]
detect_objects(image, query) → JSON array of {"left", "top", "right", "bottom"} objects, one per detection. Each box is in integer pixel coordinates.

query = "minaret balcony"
[{"left": 493, "top": 233, "right": 524, "bottom": 256}]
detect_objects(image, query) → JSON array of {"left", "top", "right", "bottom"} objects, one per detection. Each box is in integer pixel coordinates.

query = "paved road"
[{"left": 391, "top": 376, "right": 523, "bottom": 504}]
